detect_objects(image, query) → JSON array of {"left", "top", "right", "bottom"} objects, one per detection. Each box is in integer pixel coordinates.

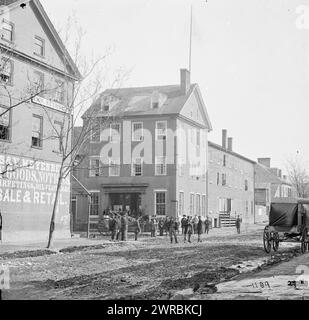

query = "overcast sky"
[{"left": 41, "top": 0, "right": 309, "bottom": 171}]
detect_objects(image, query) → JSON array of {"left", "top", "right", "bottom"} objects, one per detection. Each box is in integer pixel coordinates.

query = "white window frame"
[
  {"left": 90, "top": 191, "right": 100, "bottom": 217},
  {"left": 34, "top": 35, "right": 45, "bottom": 57},
  {"left": 90, "top": 122, "right": 101, "bottom": 143},
  {"left": 89, "top": 157, "right": 102, "bottom": 177},
  {"left": 154, "top": 190, "right": 167, "bottom": 216},
  {"left": 1, "top": 20, "right": 14, "bottom": 42},
  {"left": 110, "top": 123, "right": 121, "bottom": 143},
  {"left": 156, "top": 121, "right": 167, "bottom": 141},
  {"left": 132, "top": 157, "right": 143, "bottom": 177},
  {"left": 179, "top": 191, "right": 184, "bottom": 216},
  {"left": 196, "top": 194, "right": 201, "bottom": 216},
  {"left": 132, "top": 122, "right": 144, "bottom": 142},
  {"left": 190, "top": 193, "right": 195, "bottom": 216},
  {"left": 202, "top": 194, "right": 206, "bottom": 217},
  {"left": 155, "top": 156, "right": 167, "bottom": 176},
  {"left": 109, "top": 158, "right": 120, "bottom": 177}
]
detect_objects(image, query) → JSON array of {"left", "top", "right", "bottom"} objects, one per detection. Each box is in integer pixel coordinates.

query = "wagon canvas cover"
[{"left": 269, "top": 203, "right": 298, "bottom": 228}]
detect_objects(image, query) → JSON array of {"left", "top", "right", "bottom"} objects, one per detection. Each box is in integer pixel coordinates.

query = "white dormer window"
[{"left": 151, "top": 91, "right": 160, "bottom": 109}]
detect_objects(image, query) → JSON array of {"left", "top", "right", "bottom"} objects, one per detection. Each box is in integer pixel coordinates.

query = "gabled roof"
[
  {"left": 255, "top": 163, "right": 292, "bottom": 186},
  {"left": 208, "top": 141, "right": 256, "bottom": 164},
  {"left": 83, "top": 83, "right": 212, "bottom": 130},
  {"left": 0, "top": 0, "right": 81, "bottom": 80}
]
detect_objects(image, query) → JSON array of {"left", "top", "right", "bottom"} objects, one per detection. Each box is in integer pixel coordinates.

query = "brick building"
[
  {"left": 0, "top": 0, "right": 80, "bottom": 242},
  {"left": 208, "top": 130, "right": 256, "bottom": 227},
  {"left": 255, "top": 158, "right": 297, "bottom": 220},
  {"left": 72, "top": 69, "right": 212, "bottom": 231}
]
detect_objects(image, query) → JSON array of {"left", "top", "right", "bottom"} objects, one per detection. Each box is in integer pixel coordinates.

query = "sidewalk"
[{"left": 208, "top": 252, "right": 309, "bottom": 300}]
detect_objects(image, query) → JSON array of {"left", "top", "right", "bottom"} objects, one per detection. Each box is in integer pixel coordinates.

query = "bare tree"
[
  {"left": 286, "top": 155, "right": 309, "bottom": 199},
  {"left": 45, "top": 18, "right": 130, "bottom": 248}
]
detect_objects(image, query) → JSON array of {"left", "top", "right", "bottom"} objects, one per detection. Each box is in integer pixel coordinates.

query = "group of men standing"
[{"left": 180, "top": 216, "right": 206, "bottom": 243}]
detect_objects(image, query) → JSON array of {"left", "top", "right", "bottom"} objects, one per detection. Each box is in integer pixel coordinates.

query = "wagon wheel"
[
  {"left": 300, "top": 228, "right": 308, "bottom": 254},
  {"left": 263, "top": 226, "right": 272, "bottom": 254},
  {"left": 272, "top": 232, "right": 280, "bottom": 252}
]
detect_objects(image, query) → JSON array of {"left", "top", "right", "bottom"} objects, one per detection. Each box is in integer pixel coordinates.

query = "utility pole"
[{"left": 189, "top": 4, "right": 193, "bottom": 73}]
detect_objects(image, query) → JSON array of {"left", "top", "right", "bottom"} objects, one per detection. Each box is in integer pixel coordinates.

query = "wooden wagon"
[{"left": 263, "top": 200, "right": 309, "bottom": 254}]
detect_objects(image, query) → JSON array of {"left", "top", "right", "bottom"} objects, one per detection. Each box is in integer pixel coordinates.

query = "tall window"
[
  {"left": 132, "top": 158, "right": 143, "bottom": 176},
  {"left": 34, "top": 36, "right": 45, "bottom": 57},
  {"left": 89, "top": 158, "right": 103, "bottom": 177},
  {"left": 246, "top": 201, "right": 249, "bottom": 215},
  {"left": 190, "top": 193, "right": 195, "bottom": 216},
  {"left": 179, "top": 192, "right": 184, "bottom": 216},
  {"left": 156, "top": 121, "right": 167, "bottom": 140},
  {"left": 155, "top": 156, "right": 167, "bottom": 176},
  {"left": 90, "top": 192, "right": 99, "bottom": 216},
  {"left": 109, "top": 158, "right": 120, "bottom": 176},
  {"left": 223, "top": 155, "right": 227, "bottom": 167},
  {"left": 245, "top": 179, "right": 249, "bottom": 191},
  {"left": 32, "top": 115, "right": 43, "bottom": 148},
  {"left": 0, "top": 106, "right": 10, "bottom": 141},
  {"left": 202, "top": 195, "right": 206, "bottom": 217},
  {"left": 132, "top": 122, "right": 143, "bottom": 141},
  {"left": 1, "top": 21, "right": 14, "bottom": 42},
  {"left": 222, "top": 173, "right": 227, "bottom": 186},
  {"left": 155, "top": 191, "right": 166, "bottom": 216},
  {"left": 0, "top": 57, "right": 13, "bottom": 85},
  {"left": 217, "top": 172, "right": 220, "bottom": 185},
  {"left": 196, "top": 194, "right": 201, "bottom": 216},
  {"left": 110, "top": 123, "right": 120, "bottom": 142}
]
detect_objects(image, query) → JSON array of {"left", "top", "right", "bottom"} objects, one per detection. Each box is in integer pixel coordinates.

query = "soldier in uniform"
[
  {"left": 158, "top": 219, "right": 164, "bottom": 236},
  {"left": 236, "top": 216, "right": 241, "bottom": 234},
  {"left": 133, "top": 218, "right": 141, "bottom": 241},
  {"left": 187, "top": 217, "right": 194, "bottom": 243},
  {"left": 120, "top": 212, "right": 128, "bottom": 241},
  {"left": 205, "top": 218, "right": 210, "bottom": 234},
  {"left": 197, "top": 216, "right": 203, "bottom": 243},
  {"left": 181, "top": 215, "right": 187, "bottom": 235},
  {"left": 167, "top": 217, "right": 178, "bottom": 244},
  {"left": 110, "top": 214, "right": 118, "bottom": 241}
]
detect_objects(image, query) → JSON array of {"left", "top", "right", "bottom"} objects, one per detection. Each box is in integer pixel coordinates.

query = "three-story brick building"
[
  {"left": 72, "top": 69, "right": 212, "bottom": 230},
  {"left": 208, "top": 130, "right": 256, "bottom": 227}
]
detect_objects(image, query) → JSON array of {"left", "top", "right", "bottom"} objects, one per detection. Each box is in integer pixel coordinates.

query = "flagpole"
[{"left": 189, "top": 4, "right": 193, "bottom": 73}]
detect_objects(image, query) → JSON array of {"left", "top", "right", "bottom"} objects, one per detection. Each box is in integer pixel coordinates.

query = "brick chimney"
[
  {"left": 222, "top": 129, "right": 227, "bottom": 150},
  {"left": 180, "top": 69, "right": 191, "bottom": 95},
  {"left": 258, "top": 158, "right": 271, "bottom": 168},
  {"left": 227, "top": 137, "right": 233, "bottom": 152}
]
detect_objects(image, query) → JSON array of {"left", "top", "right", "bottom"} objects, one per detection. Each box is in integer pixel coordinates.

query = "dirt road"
[{"left": 1, "top": 227, "right": 304, "bottom": 300}]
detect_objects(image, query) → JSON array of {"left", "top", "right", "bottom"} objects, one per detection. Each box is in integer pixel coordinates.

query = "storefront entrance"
[{"left": 109, "top": 193, "right": 142, "bottom": 215}]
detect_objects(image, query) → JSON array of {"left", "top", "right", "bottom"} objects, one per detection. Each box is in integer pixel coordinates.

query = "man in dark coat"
[
  {"left": 181, "top": 215, "right": 187, "bottom": 234},
  {"left": 236, "top": 216, "right": 241, "bottom": 234},
  {"left": 115, "top": 214, "right": 121, "bottom": 241},
  {"left": 197, "top": 216, "right": 203, "bottom": 243},
  {"left": 158, "top": 219, "right": 164, "bottom": 236},
  {"left": 120, "top": 213, "right": 128, "bottom": 241},
  {"left": 205, "top": 218, "right": 210, "bottom": 234},
  {"left": 187, "top": 217, "right": 194, "bottom": 243},
  {"left": 110, "top": 214, "right": 118, "bottom": 241},
  {"left": 167, "top": 217, "right": 178, "bottom": 244},
  {"left": 183, "top": 216, "right": 188, "bottom": 243},
  {"left": 133, "top": 218, "right": 141, "bottom": 241}
]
